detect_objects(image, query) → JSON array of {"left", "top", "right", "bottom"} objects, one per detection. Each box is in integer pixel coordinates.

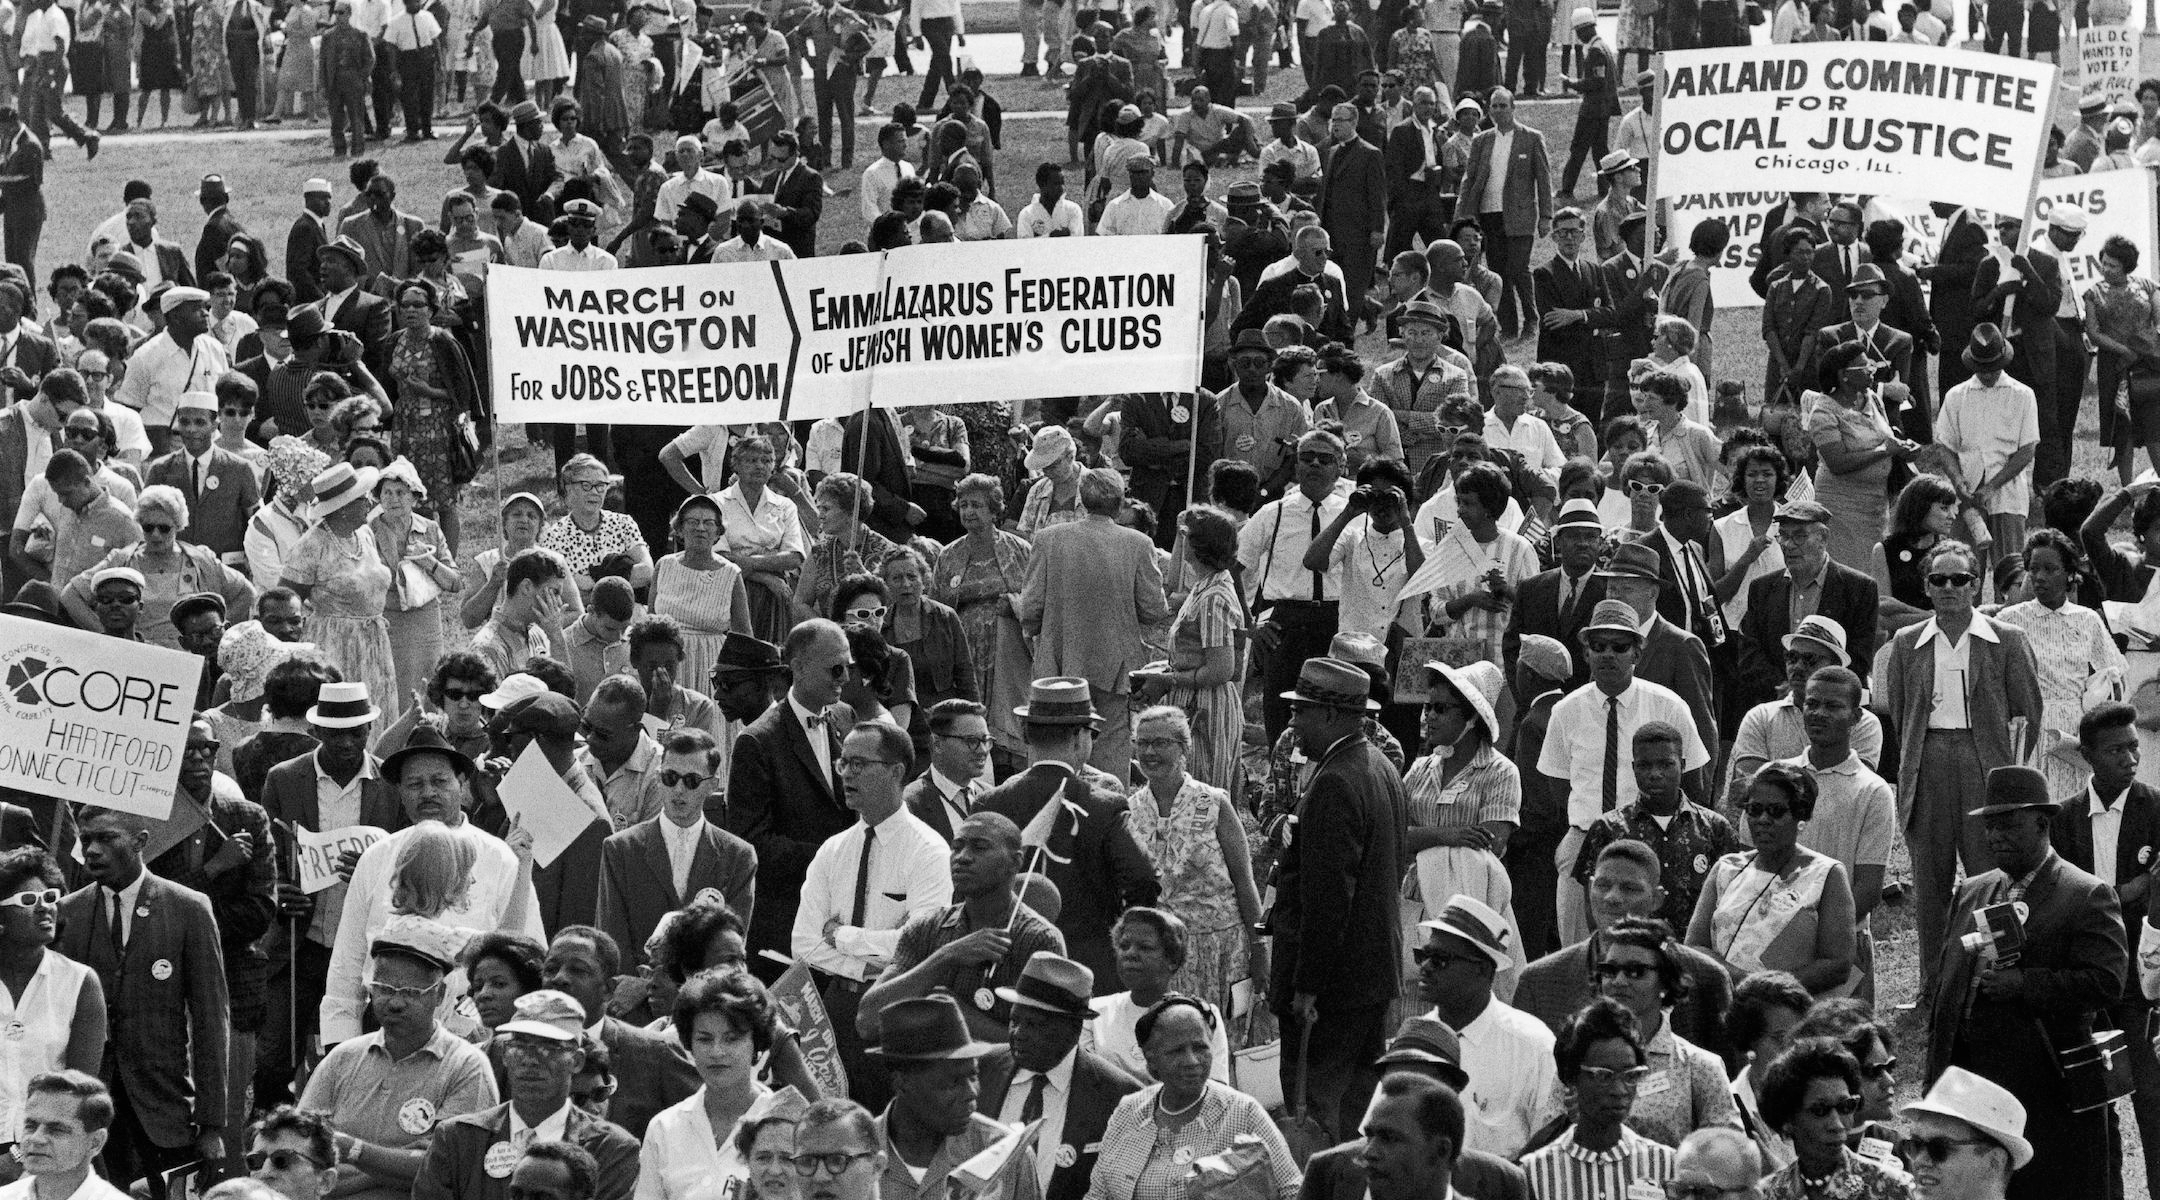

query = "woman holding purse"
[
  {"left": 372, "top": 458, "right": 462, "bottom": 700},
  {"left": 2085, "top": 234, "right": 2160, "bottom": 484},
  {"left": 387, "top": 277, "right": 485, "bottom": 555}
]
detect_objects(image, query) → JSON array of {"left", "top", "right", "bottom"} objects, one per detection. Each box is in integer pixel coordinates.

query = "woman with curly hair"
[
  {"left": 62, "top": 483, "right": 256, "bottom": 645},
  {"left": 832, "top": 575, "right": 919, "bottom": 732},
  {"left": 1519, "top": 997, "right": 1677, "bottom": 1199},
  {"left": 1756, "top": 1039, "right": 1913, "bottom": 1200},
  {"left": 388, "top": 277, "right": 485, "bottom": 553},
  {"left": 1589, "top": 916, "right": 1739, "bottom": 1145},
  {"left": 1713, "top": 443, "right": 1794, "bottom": 628},
  {"left": 222, "top": 234, "right": 272, "bottom": 313},
  {"left": 638, "top": 968, "right": 783, "bottom": 1198},
  {"left": 794, "top": 472, "right": 899, "bottom": 623},
  {"left": 1997, "top": 526, "right": 2125, "bottom": 799},
  {"left": 651, "top": 493, "right": 754, "bottom": 694},
  {"left": 932, "top": 473, "right": 1033, "bottom": 765},
  {"left": 1133, "top": 504, "right": 1245, "bottom": 790},
  {"left": 1689, "top": 762, "right": 1856, "bottom": 996}
]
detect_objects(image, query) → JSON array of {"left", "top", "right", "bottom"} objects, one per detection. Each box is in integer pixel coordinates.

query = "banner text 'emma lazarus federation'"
[
  {"left": 1655, "top": 44, "right": 2055, "bottom": 212},
  {"left": 488, "top": 237, "right": 1207, "bottom": 425}
]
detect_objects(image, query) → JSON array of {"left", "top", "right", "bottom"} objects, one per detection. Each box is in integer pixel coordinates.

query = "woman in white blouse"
[
  {"left": 0, "top": 850, "right": 106, "bottom": 1151},
  {"left": 636, "top": 968, "right": 783, "bottom": 1200},
  {"left": 1996, "top": 527, "right": 2126, "bottom": 799},
  {"left": 1086, "top": 908, "right": 1230, "bottom": 1084}
]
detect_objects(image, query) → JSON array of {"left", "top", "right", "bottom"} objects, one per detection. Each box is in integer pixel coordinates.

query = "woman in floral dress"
[
  {"left": 191, "top": 0, "right": 235, "bottom": 126},
  {"left": 388, "top": 277, "right": 483, "bottom": 553},
  {"left": 1388, "top": 11, "right": 1442, "bottom": 98},
  {"left": 276, "top": 0, "right": 320, "bottom": 119},
  {"left": 541, "top": 452, "right": 654, "bottom": 604},
  {"left": 1756, "top": 1041, "right": 1913, "bottom": 1200},
  {"left": 371, "top": 459, "right": 462, "bottom": 700},
  {"left": 932, "top": 473, "right": 1033, "bottom": 768},
  {"left": 281, "top": 463, "right": 403, "bottom": 726},
  {"left": 1132, "top": 505, "right": 1244, "bottom": 793},
  {"left": 1126, "top": 705, "right": 1265, "bottom": 1040},
  {"left": 1615, "top": 0, "right": 1658, "bottom": 74},
  {"left": 651, "top": 494, "right": 754, "bottom": 692}
]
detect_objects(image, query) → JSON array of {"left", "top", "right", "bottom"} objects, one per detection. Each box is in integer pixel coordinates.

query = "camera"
[{"left": 1958, "top": 901, "right": 2026, "bottom": 963}]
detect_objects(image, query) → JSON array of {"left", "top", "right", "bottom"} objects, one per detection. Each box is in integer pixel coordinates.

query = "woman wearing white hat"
[
  {"left": 372, "top": 457, "right": 464, "bottom": 701},
  {"left": 1017, "top": 424, "right": 1086, "bottom": 538},
  {"left": 280, "top": 461, "right": 404, "bottom": 726}
]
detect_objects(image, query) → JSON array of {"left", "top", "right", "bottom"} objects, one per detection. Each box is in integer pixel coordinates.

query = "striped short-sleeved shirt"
[{"left": 1520, "top": 1125, "right": 1679, "bottom": 1200}]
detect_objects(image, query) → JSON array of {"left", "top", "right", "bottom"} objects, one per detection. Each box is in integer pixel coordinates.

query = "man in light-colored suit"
[
  {"left": 144, "top": 390, "right": 261, "bottom": 563},
  {"left": 1457, "top": 86, "right": 1552, "bottom": 340},
  {"left": 57, "top": 807, "right": 231, "bottom": 1199},
  {"left": 1018, "top": 467, "right": 1169, "bottom": 774},
  {"left": 595, "top": 726, "right": 757, "bottom": 968}
]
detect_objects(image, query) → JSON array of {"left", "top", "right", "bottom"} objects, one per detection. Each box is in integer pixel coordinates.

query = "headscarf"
[{"left": 379, "top": 456, "right": 428, "bottom": 501}]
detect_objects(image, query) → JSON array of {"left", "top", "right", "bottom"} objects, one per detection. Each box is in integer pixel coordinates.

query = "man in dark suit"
[
  {"left": 1270, "top": 657, "right": 1409, "bottom": 1141},
  {"left": 1737, "top": 500, "right": 1880, "bottom": 708},
  {"left": 414, "top": 990, "right": 639, "bottom": 1200},
  {"left": 1925, "top": 205, "right": 1989, "bottom": 396},
  {"left": 724, "top": 618, "right": 859, "bottom": 973},
  {"left": 490, "top": 102, "right": 561, "bottom": 223},
  {"left": 2052, "top": 702, "right": 2160, "bottom": 1194},
  {"left": 751, "top": 129, "right": 823, "bottom": 260},
  {"left": 1556, "top": 11, "right": 1617, "bottom": 197},
  {"left": 1318, "top": 102, "right": 1387, "bottom": 315},
  {"left": 1531, "top": 207, "right": 1610, "bottom": 399},
  {"left": 978, "top": 953, "right": 1143, "bottom": 1200},
  {"left": 1382, "top": 87, "right": 1451, "bottom": 261},
  {"left": 1301, "top": 1017, "right": 1531, "bottom": 1200},
  {"left": 195, "top": 175, "right": 246, "bottom": 287},
  {"left": 1594, "top": 211, "right": 1664, "bottom": 421},
  {"left": 540, "top": 927, "right": 698, "bottom": 1140},
  {"left": 1971, "top": 213, "right": 2063, "bottom": 480},
  {"left": 1594, "top": 540, "right": 1717, "bottom": 788},
  {"left": 57, "top": 806, "right": 231, "bottom": 1199},
  {"left": 311, "top": 236, "right": 394, "bottom": 380},
  {"left": 491, "top": 693, "right": 611, "bottom": 933},
  {"left": 0, "top": 278, "right": 60, "bottom": 402},
  {"left": 1810, "top": 200, "right": 1873, "bottom": 324},
  {"left": 0, "top": 379, "right": 75, "bottom": 597},
  {"left": 146, "top": 392, "right": 261, "bottom": 562},
  {"left": 1927, "top": 767, "right": 2125, "bottom": 1200},
  {"left": 1118, "top": 390, "right": 1221, "bottom": 551},
  {"left": 285, "top": 180, "right": 336, "bottom": 303},
  {"left": 1457, "top": 87, "right": 1551, "bottom": 340},
  {"left": 976, "top": 678, "right": 1160, "bottom": 991},
  {"left": 903, "top": 699, "right": 993, "bottom": 842},
  {"left": 115, "top": 199, "right": 195, "bottom": 289},
  {"left": 595, "top": 728, "right": 758, "bottom": 968},
  {"left": 1504, "top": 499, "right": 1606, "bottom": 694},
  {"left": 1817, "top": 264, "right": 1928, "bottom": 442},
  {"left": 1232, "top": 223, "right": 1355, "bottom": 343},
  {"left": 839, "top": 408, "right": 920, "bottom": 545}
]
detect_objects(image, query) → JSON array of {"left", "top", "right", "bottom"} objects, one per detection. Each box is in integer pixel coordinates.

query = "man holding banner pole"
[
  {"left": 2028, "top": 203, "right": 2094, "bottom": 489},
  {"left": 1971, "top": 213, "right": 2065, "bottom": 488}
]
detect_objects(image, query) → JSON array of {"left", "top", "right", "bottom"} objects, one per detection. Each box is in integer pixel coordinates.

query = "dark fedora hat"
[
  {"left": 379, "top": 725, "right": 476, "bottom": 783},
  {"left": 1594, "top": 540, "right": 1663, "bottom": 583},
  {"left": 994, "top": 952, "right": 1096, "bottom": 1020},
  {"left": 285, "top": 305, "right": 329, "bottom": 344},
  {"left": 1963, "top": 322, "right": 2014, "bottom": 370},
  {"left": 866, "top": 995, "right": 996, "bottom": 1061},
  {"left": 0, "top": 579, "right": 63, "bottom": 623},
  {"left": 712, "top": 631, "right": 786, "bottom": 677},
  {"left": 1968, "top": 765, "right": 2059, "bottom": 817}
]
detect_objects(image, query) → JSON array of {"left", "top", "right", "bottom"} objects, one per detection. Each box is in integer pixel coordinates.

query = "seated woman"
[
  {"left": 542, "top": 452, "right": 655, "bottom": 604},
  {"left": 1688, "top": 762, "right": 1857, "bottom": 997},
  {"left": 1727, "top": 969, "right": 1813, "bottom": 1171},
  {"left": 1519, "top": 997, "right": 1679, "bottom": 1193},
  {"left": 1756, "top": 1038, "right": 1913, "bottom": 1200},
  {"left": 1086, "top": 907, "right": 1231, "bottom": 1084},
  {"left": 61, "top": 483, "right": 256, "bottom": 646},
  {"left": 1578, "top": 916, "right": 1739, "bottom": 1147},
  {"left": 1085, "top": 994, "right": 1301, "bottom": 1200}
]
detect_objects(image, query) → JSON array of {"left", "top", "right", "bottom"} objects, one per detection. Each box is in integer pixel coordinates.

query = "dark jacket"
[
  {"left": 1515, "top": 932, "right": 1734, "bottom": 1058},
  {"left": 840, "top": 409, "right": 916, "bottom": 544},
  {"left": 977, "top": 1046, "right": 1145, "bottom": 1200},
  {"left": 595, "top": 1014, "right": 701, "bottom": 1139},
  {"left": 415, "top": 1101, "right": 638, "bottom": 1200},
  {"left": 757, "top": 159, "right": 824, "bottom": 259},
  {"left": 1503, "top": 568, "right": 1606, "bottom": 693},
  {"left": 2053, "top": 782, "right": 2160, "bottom": 992},
  {"left": 1736, "top": 559, "right": 1881, "bottom": 708},
  {"left": 286, "top": 212, "right": 331, "bottom": 302},
  {"left": 977, "top": 761, "right": 1162, "bottom": 992},
  {"left": 1268, "top": 732, "right": 1408, "bottom": 1010},
  {"left": 1301, "top": 1139, "right": 1529, "bottom": 1200},
  {"left": 1119, "top": 391, "right": 1223, "bottom": 542},
  {"left": 595, "top": 816, "right": 759, "bottom": 968},
  {"left": 197, "top": 207, "right": 247, "bottom": 288},
  {"left": 1318, "top": 137, "right": 1387, "bottom": 237},
  {"left": 722, "top": 697, "right": 858, "bottom": 963}
]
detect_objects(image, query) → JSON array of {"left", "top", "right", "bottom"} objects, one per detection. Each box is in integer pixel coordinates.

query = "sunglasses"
[
  {"left": 1594, "top": 961, "right": 1656, "bottom": 981},
  {"left": 1801, "top": 1096, "right": 1864, "bottom": 1120},
  {"left": 441, "top": 687, "right": 486, "bottom": 702},
  {"left": 1296, "top": 451, "right": 1339, "bottom": 466},
  {"left": 0, "top": 887, "right": 60, "bottom": 909},
  {"left": 1627, "top": 480, "right": 1666, "bottom": 497},
  {"left": 1436, "top": 423, "right": 1468, "bottom": 441},
  {"left": 1412, "top": 947, "right": 1479, "bottom": 970},
  {"left": 79, "top": 370, "right": 108, "bottom": 381},
  {"left": 1577, "top": 1064, "right": 1651, "bottom": 1086},
  {"left": 246, "top": 1151, "right": 329, "bottom": 1173},
  {"left": 183, "top": 742, "right": 221, "bottom": 759},
  {"left": 1664, "top": 1184, "right": 1754, "bottom": 1200},
  {"left": 139, "top": 522, "right": 174, "bottom": 533},
  {"left": 1584, "top": 638, "right": 1635, "bottom": 655},
  {"left": 659, "top": 770, "right": 712, "bottom": 789},
  {"left": 1896, "top": 1135, "right": 1995, "bottom": 1164},
  {"left": 567, "top": 478, "right": 611, "bottom": 493},
  {"left": 1745, "top": 803, "right": 1792, "bottom": 819},
  {"left": 844, "top": 604, "right": 888, "bottom": 623},
  {"left": 1926, "top": 572, "right": 1977, "bottom": 589}
]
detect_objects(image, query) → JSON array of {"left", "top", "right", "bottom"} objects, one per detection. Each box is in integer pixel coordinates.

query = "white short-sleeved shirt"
[
  {"left": 1777, "top": 752, "right": 1896, "bottom": 877},
  {"left": 1539, "top": 677, "right": 1712, "bottom": 828},
  {"left": 1452, "top": 998, "right": 1561, "bottom": 1160},
  {"left": 1016, "top": 197, "right": 1087, "bottom": 238},
  {"left": 666, "top": 425, "right": 733, "bottom": 493},
  {"left": 1328, "top": 515, "right": 1411, "bottom": 641},
  {"left": 1098, "top": 190, "right": 1176, "bottom": 236},
  {"left": 1937, "top": 374, "right": 2040, "bottom": 517}
]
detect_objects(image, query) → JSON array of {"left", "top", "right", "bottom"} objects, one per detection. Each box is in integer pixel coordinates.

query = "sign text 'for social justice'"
[
  {"left": 1655, "top": 43, "right": 2057, "bottom": 213},
  {"left": 489, "top": 236, "right": 1208, "bottom": 425}
]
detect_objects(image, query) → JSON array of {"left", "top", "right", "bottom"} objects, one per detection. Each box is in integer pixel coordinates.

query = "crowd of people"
[{"left": 2, "top": 4, "right": 2160, "bottom": 1200}]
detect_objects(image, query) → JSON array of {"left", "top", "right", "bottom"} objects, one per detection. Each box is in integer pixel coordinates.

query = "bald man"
[{"left": 1672, "top": 1128, "right": 1763, "bottom": 1200}]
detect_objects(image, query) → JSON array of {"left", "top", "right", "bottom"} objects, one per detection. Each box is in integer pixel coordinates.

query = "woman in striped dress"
[
  {"left": 1399, "top": 659, "right": 1523, "bottom": 999},
  {"left": 1134, "top": 505, "right": 1245, "bottom": 793}
]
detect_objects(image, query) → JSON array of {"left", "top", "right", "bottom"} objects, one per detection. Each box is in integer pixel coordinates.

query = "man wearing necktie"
[
  {"left": 981, "top": 953, "right": 1144, "bottom": 1200},
  {"left": 1810, "top": 200, "right": 1873, "bottom": 324},
  {"left": 903, "top": 699, "right": 993, "bottom": 842},
  {"left": 145, "top": 390, "right": 260, "bottom": 562},
  {"left": 1382, "top": 87, "right": 1452, "bottom": 261},
  {"left": 1532, "top": 207, "right": 1610, "bottom": 401}
]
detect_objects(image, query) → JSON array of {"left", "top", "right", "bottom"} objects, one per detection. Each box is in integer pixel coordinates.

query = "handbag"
[
  {"left": 1186, "top": 1135, "right": 1279, "bottom": 1200},
  {"left": 449, "top": 411, "right": 483, "bottom": 487}
]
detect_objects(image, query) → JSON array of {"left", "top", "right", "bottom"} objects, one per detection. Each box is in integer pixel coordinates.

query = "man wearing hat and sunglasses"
[
  {"left": 1925, "top": 765, "right": 2125, "bottom": 1200},
  {"left": 1937, "top": 322, "right": 2041, "bottom": 554},
  {"left": 1899, "top": 1067, "right": 2030, "bottom": 1200},
  {"left": 1269, "top": 656, "right": 1409, "bottom": 1142},
  {"left": 975, "top": 952, "right": 1142, "bottom": 1200}
]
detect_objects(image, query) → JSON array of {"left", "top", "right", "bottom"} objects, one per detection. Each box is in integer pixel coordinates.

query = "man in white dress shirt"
[
  {"left": 653, "top": 135, "right": 729, "bottom": 224},
  {"left": 985, "top": 953, "right": 1144, "bottom": 1200},
  {"left": 796, "top": 720, "right": 953, "bottom": 1108},
  {"left": 322, "top": 729, "right": 544, "bottom": 1045},
  {"left": 1097, "top": 156, "right": 1176, "bottom": 236},
  {"left": 1413, "top": 896, "right": 1558, "bottom": 1159},
  {"left": 5, "top": 1072, "right": 131, "bottom": 1200},
  {"left": 1015, "top": 163, "right": 1085, "bottom": 238},
  {"left": 537, "top": 200, "right": 616, "bottom": 271},
  {"left": 709, "top": 201, "right": 798, "bottom": 263},
  {"left": 860, "top": 123, "right": 916, "bottom": 224}
]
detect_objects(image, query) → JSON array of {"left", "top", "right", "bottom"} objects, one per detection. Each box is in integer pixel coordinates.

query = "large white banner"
[
  {"left": 1869, "top": 168, "right": 2158, "bottom": 290},
  {"left": 1655, "top": 43, "right": 2058, "bottom": 215},
  {"left": 489, "top": 236, "right": 1208, "bottom": 425},
  {"left": 0, "top": 617, "right": 203, "bottom": 820}
]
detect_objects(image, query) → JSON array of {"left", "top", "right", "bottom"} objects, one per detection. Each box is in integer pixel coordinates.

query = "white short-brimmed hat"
[
  {"left": 308, "top": 462, "right": 379, "bottom": 521},
  {"left": 306, "top": 681, "right": 380, "bottom": 728},
  {"left": 160, "top": 285, "right": 210, "bottom": 313},
  {"left": 174, "top": 391, "right": 219, "bottom": 414},
  {"left": 1899, "top": 1066, "right": 2033, "bottom": 1169},
  {"left": 91, "top": 567, "right": 146, "bottom": 593},
  {"left": 1417, "top": 894, "right": 1513, "bottom": 969},
  {"left": 1025, "top": 424, "right": 1076, "bottom": 472},
  {"left": 1780, "top": 614, "right": 1851, "bottom": 666}
]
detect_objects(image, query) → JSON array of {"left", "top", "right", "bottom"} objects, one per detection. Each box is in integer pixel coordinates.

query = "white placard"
[
  {"left": 0, "top": 616, "right": 204, "bottom": 820},
  {"left": 294, "top": 824, "right": 388, "bottom": 894},
  {"left": 496, "top": 741, "right": 605, "bottom": 868}
]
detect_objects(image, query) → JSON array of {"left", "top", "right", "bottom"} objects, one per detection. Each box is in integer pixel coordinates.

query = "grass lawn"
[{"left": 35, "top": 66, "right": 2141, "bottom": 1181}]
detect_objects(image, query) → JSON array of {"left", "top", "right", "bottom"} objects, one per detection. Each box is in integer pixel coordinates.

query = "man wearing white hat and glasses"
[
  {"left": 257, "top": 678, "right": 404, "bottom": 1103},
  {"left": 86, "top": 565, "right": 148, "bottom": 640},
  {"left": 115, "top": 284, "right": 227, "bottom": 457},
  {"left": 1897, "top": 1066, "right": 2031, "bottom": 1200},
  {"left": 1413, "top": 894, "right": 1557, "bottom": 1159}
]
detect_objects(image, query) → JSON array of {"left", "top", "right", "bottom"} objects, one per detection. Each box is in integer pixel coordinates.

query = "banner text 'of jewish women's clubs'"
[
  {"left": 1654, "top": 43, "right": 2058, "bottom": 214},
  {"left": 485, "top": 236, "right": 1210, "bottom": 426}
]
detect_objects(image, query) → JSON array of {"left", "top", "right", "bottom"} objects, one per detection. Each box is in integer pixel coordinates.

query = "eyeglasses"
[
  {"left": 503, "top": 1035, "right": 575, "bottom": 1057},
  {"left": 64, "top": 427, "right": 100, "bottom": 439},
  {"left": 1663, "top": 1182, "right": 1756, "bottom": 1200},
  {"left": 1296, "top": 451, "right": 1339, "bottom": 466},
  {"left": 1896, "top": 1135, "right": 1996, "bottom": 1164},
  {"left": 441, "top": 687, "right": 486, "bottom": 703},
  {"left": 844, "top": 605, "right": 888, "bottom": 624},
  {"left": 936, "top": 732, "right": 991, "bottom": 750},
  {"left": 837, "top": 756, "right": 896, "bottom": 773},
  {"left": 567, "top": 478, "right": 611, "bottom": 494},
  {"left": 659, "top": 770, "right": 712, "bottom": 789},
  {"left": 1627, "top": 480, "right": 1666, "bottom": 498},
  {"left": 78, "top": 371, "right": 108, "bottom": 381},
  {"left": 1412, "top": 947, "right": 1479, "bottom": 970},
  {"left": 1745, "top": 803, "right": 1792, "bottom": 819},
  {"left": 139, "top": 522, "right": 174, "bottom": 533},
  {"left": 246, "top": 1151, "right": 329, "bottom": 1173},
  {"left": 1594, "top": 961, "right": 1656, "bottom": 981},
  {"left": 1801, "top": 1096, "right": 1864, "bottom": 1120},
  {"left": 1584, "top": 638, "right": 1635, "bottom": 655},
  {"left": 1860, "top": 1057, "right": 1899, "bottom": 1081},
  {"left": 1926, "top": 572, "right": 1977, "bottom": 589},
  {"left": 789, "top": 1151, "right": 880, "bottom": 1178},
  {"left": 1577, "top": 1064, "right": 1651, "bottom": 1086},
  {"left": 0, "top": 887, "right": 60, "bottom": 908},
  {"left": 364, "top": 978, "right": 441, "bottom": 1004},
  {"left": 182, "top": 742, "right": 221, "bottom": 760}
]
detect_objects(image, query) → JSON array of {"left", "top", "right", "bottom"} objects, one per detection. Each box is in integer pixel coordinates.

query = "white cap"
[
  {"left": 1571, "top": 5, "right": 1595, "bottom": 24},
  {"left": 175, "top": 391, "right": 219, "bottom": 413},
  {"left": 302, "top": 178, "right": 333, "bottom": 195},
  {"left": 160, "top": 285, "right": 211, "bottom": 313},
  {"left": 92, "top": 567, "right": 147, "bottom": 592},
  {"left": 2048, "top": 203, "right": 2089, "bottom": 233}
]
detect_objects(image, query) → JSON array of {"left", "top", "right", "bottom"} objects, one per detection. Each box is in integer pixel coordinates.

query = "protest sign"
[
  {"left": 0, "top": 616, "right": 201, "bottom": 820},
  {"left": 1662, "top": 189, "right": 1782, "bottom": 309},
  {"left": 1654, "top": 43, "right": 2057, "bottom": 216},
  {"left": 498, "top": 742, "right": 606, "bottom": 868},
  {"left": 2080, "top": 20, "right": 2140, "bottom": 107},
  {"left": 487, "top": 235, "right": 1208, "bottom": 425},
  {"left": 767, "top": 958, "right": 850, "bottom": 1098},
  {"left": 1870, "top": 168, "right": 2158, "bottom": 291},
  {"left": 294, "top": 825, "right": 389, "bottom": 894}
]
